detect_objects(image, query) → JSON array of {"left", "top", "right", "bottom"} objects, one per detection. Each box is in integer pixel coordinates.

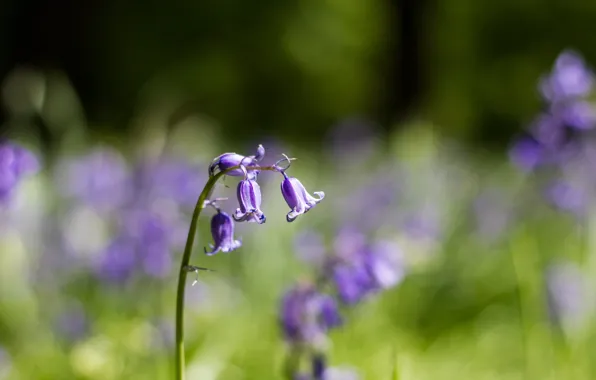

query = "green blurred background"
[{"left": 3, "top": 0, "right": 596, "bottom": 145}]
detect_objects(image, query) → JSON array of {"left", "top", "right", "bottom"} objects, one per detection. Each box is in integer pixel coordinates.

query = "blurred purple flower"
[
  {"left": 204, "top": 211, "right": 241, "bottom": 255},
  {"left": 0, "top": 141, "right": 39, "bottom": 200},
  {"left": 509, "top": 137, "right": 544, "bottom": 171},
  {"left": 95, "top": 236, "right": 137, "bottom": 282},
  {"left": 540, "top": 50, "right": 594, "bottom": 102},
  {"left": 561, "top": 101, "right": 596, "bottom": 130},
  {"left": 280, "top": 283, "right": 342, "bottom": 347},
  {"left": 331, "top": 237, "right": 404, "bottom": 305},
  {"left": 546, "top": 262, "right": 588, "bottom": 328},
  {"left": 59, "top": 148, "right": 130, "bottom": 211},
  {"left": 544, "top": 181, "right": 587, "bottom": 216},
  {"left": 136, "top": 159, "right": 205, "bottom": 208}
]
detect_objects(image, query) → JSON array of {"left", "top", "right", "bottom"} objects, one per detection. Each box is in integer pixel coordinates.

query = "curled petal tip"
[{"left": 313, "top": 191, "right": 325, "bottom": 201}]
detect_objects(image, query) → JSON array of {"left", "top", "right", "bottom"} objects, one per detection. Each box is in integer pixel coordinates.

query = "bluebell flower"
[
  {"left": 509, "top": 136, "right": 544, "bottom": 171},
  {"left": 540, "top": 50, "right": 594, "bottom": 102},
  {"left": 208, "top": 144, "right": 264, "bottom": 177},
  {"left": 544, "top": 180, "right": 587, "bottom": 217},
  {"left": 0, "top": 141, "right": 39, "bottom": 200},
  {"left": 280, "top": 283, "right": 342, "bottom": 347},
  {"left": 280, "top": 173, "right": 325, "bottom": 222},
  {"left": 331, "top": 239, "right": 404, "bottom": 304},
  {"left": 234, "top": 170, "right": 266, "bottom": 224},
  {"left": 204, "top": 210, "right": 241, "bottom": 255},
  {"left": 58, "top": 148, "right": 130, "bottom": 211},
  {"left": 312, "top": 354, "right": 326, "bottom": 380},
  {"left": 95, "top": 236, "right": 137, "bottom": 282}
]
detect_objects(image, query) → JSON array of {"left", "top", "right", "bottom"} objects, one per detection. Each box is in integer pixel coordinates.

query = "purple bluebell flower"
[
  {"left": 208, "top": 144, "right": 264, "bottom": 177},
  {"left": 0, "top": 142, "right": 39, "bottom": 200},
  {"left": 58, "top": 148, "right": 130, "bottom": 211},
  {"left": 561, "top": 101, "right": 596, "bottom": 130},
  {"left": 233, "top": 170, "right": 266, "bottom": 224},
  {"left": 281, "top": 173, "right": 325, "bottom": 222},
  {"left": 312, "top": 354, "right": 326, "bottom": 379},
  {"left": 540, "top": 50, "right": 594, "bottom": 102},
  {"left": 280, "top": 283, "right": 342, "bottom": 346},
  {"left": 95, "top": 236, "right": 137, "bottom": 282},
  {"left": 331, "top": 238, "right": 404, "bottom": 304},
  {"left": 137, "top": 158, "right": 205, "bottom": 208},
  {"left": 509, "top": 136, "right": 544, "bottom": 171},
  {"left": 204, "top": 210, "right": 241, "bottom": 255},
  {"left": 544, "top": 180, "right": 587, "bottom": 216}
]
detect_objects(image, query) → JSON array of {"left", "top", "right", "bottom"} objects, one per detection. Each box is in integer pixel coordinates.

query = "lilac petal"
[
  {"left": 204, "top": 211, "right": 242, "bottom": 255},
  {"left": 281, "top": 176, "right": 324, "bottom": 222},
  {"left": 234, "top": 178, "right": 266, "bottom": 224}
]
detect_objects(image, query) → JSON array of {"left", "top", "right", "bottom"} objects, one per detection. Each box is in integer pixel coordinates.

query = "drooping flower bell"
[
  {"left": 278, "top": 156, "right": 324, "bottom": 222},
  {"left": 234, "top": 168, "right": 266, "bottom": 224},
  {"left": 208, "top": 144, "right": 265, "bottom": 177},
  {"left": 204, "top": 209, "right": 242, "bottom": 256}
]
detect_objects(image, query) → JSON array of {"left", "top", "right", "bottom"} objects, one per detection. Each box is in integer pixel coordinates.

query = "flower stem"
[
  {"left": 175, "top": 165, "right": 279, "bottom": 379},
  {"left": 175, "top": 171, "right": 224, "bottom": 380}
]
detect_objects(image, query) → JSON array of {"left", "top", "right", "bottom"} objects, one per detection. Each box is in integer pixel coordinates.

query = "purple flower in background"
[
  {"left": 137, "top": 158, "right": 205, "bottom": 208},
  {"left": 540, "top": 50, "right": 594, "bottom": 102},
  {"left": 204, "top": 211, "right": 241, "bottom": 255},
  {"left": 312, "top": 354, "right": 326, "bottom": 380},
  {"left": 546, "top": 261, "right": 589, "bottom": 328},
  {"left": 544, "top": 180, "right": 587, "bottom": 216},
  {"left": 116, "top": 208, "right": 187, "bottom": 278},
  {"left": 509, "top": 136, "right": 544, "bottom": 171},
  {"left": 0, "top": 141, "right": 39, "bottom": 200},
  {"left": 280, "top": 283, "right": 342, "bottom": 346},
  {"left": 561, "top": 101, "right": 596, "bottom": 130},
  {"left": 331, "top": 236, "right": 404, "bottom": 304},
  {"left": 59, "top": 148, "right": 130, "bottom": 211},
  {"left": 208, "top": 144, "right": 264, "bottom": 177},
  {"left": 281, "top": 173, "right": 325, "bottom": 222},
  {"left": 95, "top": 236, "right": 137, "bottom": 282},
  {"left": 234, "top": 170, "right": 266, "bottom": 224}
]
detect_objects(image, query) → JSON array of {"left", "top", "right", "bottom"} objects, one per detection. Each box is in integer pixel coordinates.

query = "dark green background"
[{"left": 2, "top": 0, "right": 595, "bottom": 146}]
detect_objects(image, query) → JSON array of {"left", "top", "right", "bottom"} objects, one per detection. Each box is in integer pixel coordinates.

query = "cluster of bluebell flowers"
[
  {"left": 203, "top": 145, "right": 325, "bottom": 255},
  {"left": 280, "top": 228, "right": 404, "bottom": 379},
  {"left": 510, "top": 50, "right": 596, "bottom": 216},
  {"left": 0, "top": 141, "right": 39, "bottom": 202}
]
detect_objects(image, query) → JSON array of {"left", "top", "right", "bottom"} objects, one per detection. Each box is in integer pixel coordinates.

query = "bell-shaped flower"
[
  {"left": 204, "top": 211, "right": 241, "bottom": 256},
  {"left": 234, "top": 171, "right": 266, "bottom": 224},
  {"left": 280, "top": 173, "right": 324, "bottom": 222},
  {"left": 208, "top": 144, "right": 264, "bottom": 177}
]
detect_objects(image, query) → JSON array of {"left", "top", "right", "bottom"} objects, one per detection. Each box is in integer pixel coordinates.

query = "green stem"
[
  {"left": 175, "top": 171, "right": 223, "bottom": 380},
  {"left": 174, "top": 164, "right": 280, "bottom": 380}
]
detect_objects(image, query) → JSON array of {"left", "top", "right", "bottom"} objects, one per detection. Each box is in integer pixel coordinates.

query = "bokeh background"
[{"left": 1, "top": 0, "right": 596, "bottom": 379}]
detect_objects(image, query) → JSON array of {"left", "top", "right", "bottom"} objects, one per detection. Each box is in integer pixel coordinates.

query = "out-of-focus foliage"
[
  {"left": 1, "top": 68, "right": 596, "bottom": 379},
  {"left": 3, "top": 1, "right": 596, "bottom": 379}
]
